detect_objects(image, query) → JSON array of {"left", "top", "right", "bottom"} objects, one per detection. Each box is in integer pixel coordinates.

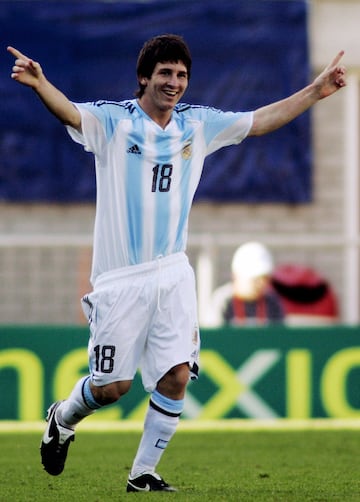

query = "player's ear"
[{"left": 136, "top": 76, "right": 147, "bottom": 98}]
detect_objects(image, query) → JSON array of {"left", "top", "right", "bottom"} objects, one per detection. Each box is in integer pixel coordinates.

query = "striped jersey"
[{"left": 67, "top": 99, "right": 253, "bottom": 284}]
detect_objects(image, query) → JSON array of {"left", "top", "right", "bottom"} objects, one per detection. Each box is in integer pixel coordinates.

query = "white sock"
[
  {"left": 57, "top": 376, "right": 101, "bottom": 428},
  {"left": 130, "top": 394, "right": 183, "bottom": 478}
]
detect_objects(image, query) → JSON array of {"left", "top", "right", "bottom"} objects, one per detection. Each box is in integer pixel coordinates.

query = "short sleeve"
[
  {"left": 204, "top": 109, "right": 254, "bottom": 155},
  {"left": 66, "top": 102, "right": 109, "bottom": 156}
]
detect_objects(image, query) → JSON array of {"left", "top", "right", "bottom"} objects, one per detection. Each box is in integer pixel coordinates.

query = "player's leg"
[
  {"left": 127, "top": 364, "right": 189, "bottom": 492},
  {"left": 127, "top": 253, "right": 200, "bottom": 492},
  {"left": 40, "top": 377, "right": 132, "bottom": 476},
  {"left": 59, "top": 377, "right": 132, "bottom": 426},
  {"left": 41, "top": 271, "right": 148, "bottom": 476}
]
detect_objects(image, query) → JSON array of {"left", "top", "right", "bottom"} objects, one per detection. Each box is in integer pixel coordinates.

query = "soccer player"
[{"left": 7, "top": 34, "right": 346, "bottom": 492}]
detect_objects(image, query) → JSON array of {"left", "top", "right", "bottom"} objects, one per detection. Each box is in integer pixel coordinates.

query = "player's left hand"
[{"left": 313, "top": 51, "right": 347, "bottom": 99}]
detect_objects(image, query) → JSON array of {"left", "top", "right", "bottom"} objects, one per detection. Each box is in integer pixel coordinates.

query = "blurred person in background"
[
  {"left": 271, "top": 263, "right": 339, "bottom": 325},
  {"left": 208, "top": 242, "right": 284, "bottom": 327},
  {"left": 7, "top": 33, "right": 346, "bottom": 494}
]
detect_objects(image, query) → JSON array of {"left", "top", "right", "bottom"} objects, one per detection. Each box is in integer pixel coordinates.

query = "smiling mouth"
[{"left": 163, "top": 89, "right": 177, "bottom": 97}]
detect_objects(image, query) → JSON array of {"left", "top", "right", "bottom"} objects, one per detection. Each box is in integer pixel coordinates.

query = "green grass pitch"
[{"left": 1, "top": 424, "right": 360, "bottom": 501}]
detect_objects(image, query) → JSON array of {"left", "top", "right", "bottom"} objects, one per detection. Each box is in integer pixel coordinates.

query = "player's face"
[{"left": 141, "top": 61, "right": 189, "bottom": 113}]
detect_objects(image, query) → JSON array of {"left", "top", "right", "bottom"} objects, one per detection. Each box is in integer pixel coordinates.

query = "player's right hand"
[{"left": 7, "top": 46, "right": 44, "bottom": 88}]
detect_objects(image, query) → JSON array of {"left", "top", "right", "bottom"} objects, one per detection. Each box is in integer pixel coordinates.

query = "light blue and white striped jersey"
[{"left": 67, "top": 99, "right": 253, "bottom": 284}]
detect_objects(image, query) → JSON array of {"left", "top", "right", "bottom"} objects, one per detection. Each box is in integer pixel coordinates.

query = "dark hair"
[{"left": 135, "top": 34, "right": 192, "bottom": 98}]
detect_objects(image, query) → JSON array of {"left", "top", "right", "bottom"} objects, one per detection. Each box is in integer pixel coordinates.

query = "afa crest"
[{"left": 182, "top": 141, "right": 192, "bottom": 160}]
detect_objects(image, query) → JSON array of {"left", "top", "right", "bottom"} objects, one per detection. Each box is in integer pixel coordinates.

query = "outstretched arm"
[
  {"left": 7, "top": 46, "right": 81, "bottom": 130},
  {"left": 249, "top": 51, "right": 347, "bottom": 137}
]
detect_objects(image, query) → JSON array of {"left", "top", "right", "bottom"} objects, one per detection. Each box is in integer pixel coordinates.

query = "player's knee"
[
  {"left": 157, "top": 363, "right": 190, "bottom": 397},
  {"left": 90, "top": 380, "right": 132, "bottom": 405}
]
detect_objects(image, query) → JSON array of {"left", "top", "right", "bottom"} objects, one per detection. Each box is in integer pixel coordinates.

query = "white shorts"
[{"left": 81, "top": 252, "right": 200, "bottom": 392}]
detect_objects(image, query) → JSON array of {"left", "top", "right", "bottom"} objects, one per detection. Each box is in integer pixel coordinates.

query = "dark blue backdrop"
[{"left": 0, "top": 0, "right": 311, "bottom": 203}]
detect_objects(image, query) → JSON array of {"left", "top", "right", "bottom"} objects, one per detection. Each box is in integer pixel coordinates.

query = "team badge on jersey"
[{"left": 181, "top": 141, "right": 192, "bottom": 160}]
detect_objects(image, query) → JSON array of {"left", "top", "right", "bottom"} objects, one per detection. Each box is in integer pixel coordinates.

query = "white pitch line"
[{"left": 1, "top": 419, "right": 360, "bottom": 433}]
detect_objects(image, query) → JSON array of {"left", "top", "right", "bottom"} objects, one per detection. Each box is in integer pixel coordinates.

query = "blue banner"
[{"left": 0, "top": 0, "right": 310, "bottom": 202}]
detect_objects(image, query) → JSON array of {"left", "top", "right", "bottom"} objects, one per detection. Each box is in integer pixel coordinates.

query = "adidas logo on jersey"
[{"left": 127, "top": 144, "right": 142, "bottom": 155}]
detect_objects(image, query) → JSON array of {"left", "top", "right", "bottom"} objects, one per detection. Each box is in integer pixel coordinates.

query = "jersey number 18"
[{"left": 152, "top": 164, "right": 173, "bottom": 192}]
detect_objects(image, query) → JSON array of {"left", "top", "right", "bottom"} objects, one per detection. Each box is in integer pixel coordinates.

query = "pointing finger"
[
  {"left": 328, "top": 50, "right": 345, "bottom": 69},
  {"left": 7, "top": 46, "right": 29, "bottom": 61}
]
